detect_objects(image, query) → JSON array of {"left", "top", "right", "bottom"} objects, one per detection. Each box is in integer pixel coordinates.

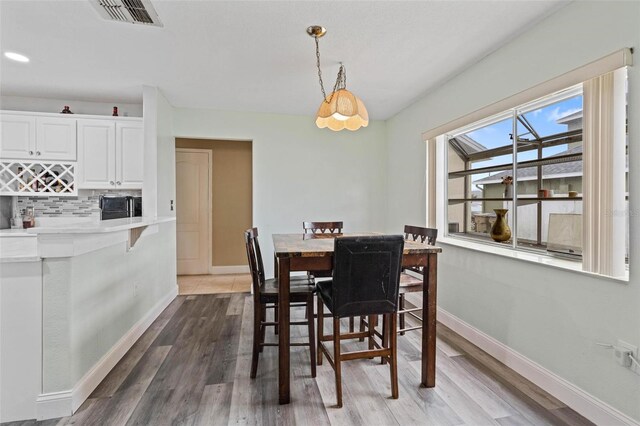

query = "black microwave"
[{"left": 99, "top": 196, "right": 142, "bottom": 220}]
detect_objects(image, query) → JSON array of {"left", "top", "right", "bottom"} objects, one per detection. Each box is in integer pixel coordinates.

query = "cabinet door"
[
  {"left": 0, "top": 114, "right": 36, "bottom": 159},
  {"left": 35, "top": 117, "right": 77, "bottom": 160},
  {"left": 77, "top": 119, "right": 116, "bottom": 189},
  {"left": 115, "top": 121, "right": 143, "bottom": 189}
]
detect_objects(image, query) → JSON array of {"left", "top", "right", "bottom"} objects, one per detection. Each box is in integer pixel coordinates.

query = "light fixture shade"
[{"left": 315, "top": 89, "right": 369, "bottom": 131}]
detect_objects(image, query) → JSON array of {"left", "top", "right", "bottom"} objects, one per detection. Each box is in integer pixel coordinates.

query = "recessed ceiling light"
[{"left": 4, "top": 52, "right": 29, "bottom": 63}]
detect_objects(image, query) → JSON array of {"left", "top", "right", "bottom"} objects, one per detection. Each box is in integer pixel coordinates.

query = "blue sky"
[{"left": 464, "top": 94, "right": 582, "bottom": 182}]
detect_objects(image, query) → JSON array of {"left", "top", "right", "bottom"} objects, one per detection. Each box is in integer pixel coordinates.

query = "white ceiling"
[{"left": 0, "top": 1, "right": 566, "bottom": 120}]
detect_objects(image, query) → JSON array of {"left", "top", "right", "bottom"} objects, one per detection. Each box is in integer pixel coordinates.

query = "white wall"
[
  {"left": 386, "top": 1, "right": 640, "bottom": 422},
  {"left": 172, "top": 108, "right": 388, "bottom": 277},
  {"left": 156, "top": 91, "right": 176, "bottom": 218},
  {"left": 142, "top": 87, "right": 177, "bottom": 219},
  {"left": 0, "top": 260, "right": 42, "bottom": 422},
  {"left": 41, "top": 223, "right": 177, "bottom": 401},
  {"left": 0, "top": 95, "right": 142, "bottom": 117}
]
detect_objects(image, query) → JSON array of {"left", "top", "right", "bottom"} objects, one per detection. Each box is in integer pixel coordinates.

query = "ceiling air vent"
[{"left": 90, "top": 0, "right": 163, "bottom": 27}]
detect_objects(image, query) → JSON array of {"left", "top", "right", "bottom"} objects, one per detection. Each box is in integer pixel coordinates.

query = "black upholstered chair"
[
  {"left": 316, "top": 235, "right": 404, "bottom": 407},
  {"left": 398, "top": 225, "right": 438, "bottom": 335},
  {"left": 244, "top": 228, "right": 316, "bottom": 379}
]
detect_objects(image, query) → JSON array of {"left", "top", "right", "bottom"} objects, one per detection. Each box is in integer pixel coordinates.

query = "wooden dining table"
[{"left": 272, "top": 233, "right": 442, "bottom": 404}]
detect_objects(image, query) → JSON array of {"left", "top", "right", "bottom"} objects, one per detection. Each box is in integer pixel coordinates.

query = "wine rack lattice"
[{"left": 0, "top": 160, "right": 77, "bottom": 196}]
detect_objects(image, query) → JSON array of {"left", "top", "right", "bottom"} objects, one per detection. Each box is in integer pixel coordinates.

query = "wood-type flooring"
[{"left": 4, "top": 293, "right": 593, "bottom": 426}]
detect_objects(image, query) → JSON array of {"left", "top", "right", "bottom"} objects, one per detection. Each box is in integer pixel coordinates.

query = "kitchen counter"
[
  {"left": 0, "top": 217, "right": 177, "bottom": 422},
  {"left": 25, "top": 216, "right": 175, "bottom": 234},
  {"left": 0, "top": 217, "right": 176, "bottom": 261},
  {"left": 0, "top": 229, "right": 37, "bottom": 237}
]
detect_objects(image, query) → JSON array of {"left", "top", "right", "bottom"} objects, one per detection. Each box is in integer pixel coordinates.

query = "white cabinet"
[
  {"left": 0, "top": 113, "right": 76, "bottom": 160},
  {"left": 77, "top": 119, "right": 116, "bottom": 189},
  {"left": 1, "top": 114, "right": 36, "bottom": 159},
  {"left": 77, "top": 119, "right": 143, "bottom": 189},
  {"left": 116, "top": 121, "right": 144, "bottom": 189},
  {"left": 36, "top": 116, "right": 77, "bottom": 160}
]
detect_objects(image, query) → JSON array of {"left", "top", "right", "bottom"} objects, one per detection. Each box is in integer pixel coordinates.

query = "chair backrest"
[
  {"left": 403, "top": 225, "right": 437, "bottom": 276},
  {"left": 244, "top": 227, "right": 265, "bottom": 298},
  {"left": 404, "top": 225, "right": 438, "bottom": 245},
  {"left": 331, "top": 235, "right": 404, "bottom": 318},
  {"left": 303, "top": 221, "right": 343, "bottom": 235}
]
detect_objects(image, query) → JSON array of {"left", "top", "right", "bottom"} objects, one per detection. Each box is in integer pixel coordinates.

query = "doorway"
[{"left": 174, "top": 139, "right": 253, "bottom": 293}]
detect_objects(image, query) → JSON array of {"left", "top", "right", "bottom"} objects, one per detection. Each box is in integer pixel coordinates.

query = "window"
[{"left": 444, "top": 71, "right": 628, "bottom": 275}]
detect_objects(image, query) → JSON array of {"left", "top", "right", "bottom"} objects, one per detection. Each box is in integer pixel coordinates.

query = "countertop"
[
  {"left": 0, "top": 217, "right": 176, "bottom": 262},
  {"left": 24, "top": 216, "right": 176, "bottom": 234},
  {"left": 0, "top": 229, "right": 37, "bottom": 237}
]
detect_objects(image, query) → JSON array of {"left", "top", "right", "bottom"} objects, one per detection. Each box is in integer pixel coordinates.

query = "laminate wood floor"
[{"left": 6, "top": 294, "right": 593, "bottom": 426}]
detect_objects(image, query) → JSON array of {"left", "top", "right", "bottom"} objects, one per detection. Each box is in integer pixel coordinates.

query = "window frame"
[{"left": 444, "top": 85, "right": 586, "bottom": 258}]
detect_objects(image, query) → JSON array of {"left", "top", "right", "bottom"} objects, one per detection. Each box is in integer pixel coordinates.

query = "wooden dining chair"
[
  {"left": 398, "top": 225, "right": 437, "bottom": 335},
  {"left": 303, "top": 221, "right": 344, "bottom": 237},
  {"left": 316, "top": 235, "right": 404, "bottom": 407},
  {"left": 244, "top": 228, "right": 316, "bottom": 379}
]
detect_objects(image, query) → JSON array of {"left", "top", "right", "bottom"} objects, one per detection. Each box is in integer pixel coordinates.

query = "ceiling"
[{"left": 0, "top": 1, "right": 566, "bottom": 120}]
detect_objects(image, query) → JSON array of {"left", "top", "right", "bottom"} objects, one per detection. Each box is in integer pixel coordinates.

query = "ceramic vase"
[{"left": 490, "top": 208, "right": 511, "bottom": 242}]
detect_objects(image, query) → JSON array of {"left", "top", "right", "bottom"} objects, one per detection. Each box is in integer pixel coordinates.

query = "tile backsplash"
[{"left": 13, "top": 189, "right": 141, "bottom": 218}]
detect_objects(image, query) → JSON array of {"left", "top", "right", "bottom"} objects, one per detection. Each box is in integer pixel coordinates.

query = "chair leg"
[
  {"left": 359, "top": 316, "right": 366, "bottom": 342},
  {"left": 317, "top": 296, "right": 324, "bottom": 365},
  {"left": 399, "top": 294, "right": 405, "bottom": 336},
  {"left": 349, "top": 316, "right": 354, "bottom": 333},
  {"left": 307, "top": 296, "right": 316, "bottom": 378},
  {"left": 250, "top": 302, "right": 261, "bottom": 379},
  {"left": 381, "top": 314, "right": 388, "bottom": 365},
  {"left": 367, "top": 315, "right": 378, "bottom": 359},
  {"left": 259, "top": 304, "right": 267, "bottom": 353},
  {"left": 274, "top": 305, "right": 279, "bottom": 335},
  {"left": 333, "top": 316, "right": 343, "bottom": 408},
  {"left": 389, "top": 312, "right": 399, "bottom": 399}
]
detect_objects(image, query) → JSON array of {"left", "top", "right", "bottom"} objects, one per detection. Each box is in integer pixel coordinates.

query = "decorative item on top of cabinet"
[
  {"left": 60, "top": 105, "right": 73, "bottom": 114},
  {"left": 76, "top": 119, "right": 143, "bottom": 190}
]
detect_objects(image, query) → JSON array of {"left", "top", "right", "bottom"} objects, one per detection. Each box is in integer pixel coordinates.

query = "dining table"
[{"left": 272, "top": 233, "right": 442, "bottom": 404}]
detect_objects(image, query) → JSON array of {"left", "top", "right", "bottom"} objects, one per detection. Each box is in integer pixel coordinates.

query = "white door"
[
  {"left": 115, "top": 121, "right": 143, "bottom": 189},
  {"left": 176, "top": 149, "right": 211, "bottom": 275},
  {"left": 0, "top": 114, "right": 36, "bottom": 159},
  {"left": 36, "top": 117, "right": 77, "bottom": 161},
  {"left": 76, "top": 119, "right": 116, "bottom": 189}
]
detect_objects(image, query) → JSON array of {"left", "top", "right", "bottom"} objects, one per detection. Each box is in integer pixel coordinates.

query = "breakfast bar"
[{"left": 0, "top": 217, "right": 177, "bottom": 421}]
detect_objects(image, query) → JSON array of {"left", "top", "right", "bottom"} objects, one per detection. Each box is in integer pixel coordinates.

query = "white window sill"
[{"left": 438, "top": 236, "right": 629, "bottom": 283}]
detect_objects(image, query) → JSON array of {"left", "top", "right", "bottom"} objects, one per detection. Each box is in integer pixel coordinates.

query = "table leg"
[
  {"left": 278, "top": 257, "right": 291, "bottom": 404},
  {"left": 274, "top": 254, "right": 279, "bottom": 279},
  {"left": 421, "top": 253, "right": 438, "bottom": 387}
]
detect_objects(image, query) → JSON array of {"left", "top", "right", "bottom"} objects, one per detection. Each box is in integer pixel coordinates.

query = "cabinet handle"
[
  {"left": 36, "top": 151, "right": 41, "bottom": 156},
  {"left": 109, "top": 181, "right": 115, "bottom": 186},
  {"left": 29, "top": 150, "right": 34, "bottom": 155},
  {"left": 116, "top": 181, "right": 121, "bottom": 186}
]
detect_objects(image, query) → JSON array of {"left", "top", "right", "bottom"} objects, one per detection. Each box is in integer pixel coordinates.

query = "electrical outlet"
[{"left": 617, "top": 340, "right": 637, "bottom": 369}]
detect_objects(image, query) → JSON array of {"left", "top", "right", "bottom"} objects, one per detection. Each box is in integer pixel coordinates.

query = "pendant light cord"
[{"left": 314, "top": 36, "right": 346, "bottom": 104}]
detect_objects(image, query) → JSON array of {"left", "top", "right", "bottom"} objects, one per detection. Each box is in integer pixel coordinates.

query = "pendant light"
[{"left": 307, "top": 26, "right": 369, "bottom": 131}]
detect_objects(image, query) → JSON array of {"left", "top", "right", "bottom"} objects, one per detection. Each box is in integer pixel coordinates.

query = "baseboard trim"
[
  {"left": 437, "top": 307, "right": 639, "bottom": 426},
  {"left": 36, "top": 390, "right": 73, "bottom": 420},
  {"left": 36, "top": 286, "right": 178, "bottom": 420},
  {"left": 209, "top": 265, "right": 249, "bottom": 275}
]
